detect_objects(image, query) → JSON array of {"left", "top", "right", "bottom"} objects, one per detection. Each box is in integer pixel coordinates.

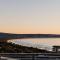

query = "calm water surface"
[
  {"left": 9, "top": 38, "right": 60, "bottom": 46},
  {"left": 8, "top": 38, "right": 60, "bottom": 51}
]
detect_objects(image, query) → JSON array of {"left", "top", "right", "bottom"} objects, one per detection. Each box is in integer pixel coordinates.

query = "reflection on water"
[
  {"left": 10, "top": 38, "right": 60, "bottom": 46},
  {"left": 8, "top": 38, "right": 60, "bottom": 51}
]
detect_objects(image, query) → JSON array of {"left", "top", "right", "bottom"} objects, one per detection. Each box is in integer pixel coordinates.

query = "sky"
[{"left": 0, "top": 0, "right": 60, "bottom": 34}]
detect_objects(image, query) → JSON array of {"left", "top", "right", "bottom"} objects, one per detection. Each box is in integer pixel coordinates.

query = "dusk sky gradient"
[{"left": 0, "top": 0, "right": 60, "bottom": 34}]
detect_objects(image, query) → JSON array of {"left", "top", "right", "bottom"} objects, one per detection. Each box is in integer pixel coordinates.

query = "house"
[{"left": 53, "top": 46, "right": 60, "bottom": 53}]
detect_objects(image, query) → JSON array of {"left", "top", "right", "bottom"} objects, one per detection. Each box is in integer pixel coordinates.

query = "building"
[{"left": 53, "top": 46, "right": 60, "bottom": 53}]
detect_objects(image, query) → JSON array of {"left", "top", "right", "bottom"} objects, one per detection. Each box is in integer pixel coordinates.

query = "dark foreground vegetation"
[{"left": 0, "top": 42, "right": 51, "bottom": 53}]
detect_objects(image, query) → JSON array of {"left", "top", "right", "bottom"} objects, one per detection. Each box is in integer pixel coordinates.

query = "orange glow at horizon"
[{"left": 0, "top": 27, "right": 60, "bottom": 34}]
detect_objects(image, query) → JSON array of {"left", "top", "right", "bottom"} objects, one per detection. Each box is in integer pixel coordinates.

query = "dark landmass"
[
  {"left": 0, "top": 32, "right": 60, "bottom": 42},
  {"left": 0, "top": 42, "right": 52, "bottom": 53}
]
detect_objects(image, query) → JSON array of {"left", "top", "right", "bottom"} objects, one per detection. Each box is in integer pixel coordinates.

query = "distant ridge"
[
  {"left": 0, "top": 32, "right": 60, "bottom": 42},
  {"left": 0, "top": 32, "right": 60, "bottom": 38}
]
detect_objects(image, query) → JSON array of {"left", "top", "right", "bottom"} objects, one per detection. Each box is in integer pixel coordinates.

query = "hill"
[
  {"left": 0, "top": 32, "right": 60, "bottom": 38},
  {"left": 0, "top": 32, "right": 60, "bottom": 42}
]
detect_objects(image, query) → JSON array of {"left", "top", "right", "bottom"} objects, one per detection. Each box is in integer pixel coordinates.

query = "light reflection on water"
[
  {"left": 8, "top": 38, "right": 60, "bottom": 51},
  {"left": 9, "top": 38, "right": 60, "bottom": 46}
]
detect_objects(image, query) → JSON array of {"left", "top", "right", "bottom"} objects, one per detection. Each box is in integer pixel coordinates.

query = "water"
[{"left": 8, "top": 38, "right": 60, "bottom": 51}]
